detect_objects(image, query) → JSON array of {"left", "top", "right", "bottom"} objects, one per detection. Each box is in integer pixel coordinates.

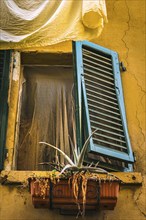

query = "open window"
[
  {"left": 16, "top": 52, "right": 76, "bottom": 171},
  {"left": 0, "top": 41, "right": 134, "bottom": 172}
]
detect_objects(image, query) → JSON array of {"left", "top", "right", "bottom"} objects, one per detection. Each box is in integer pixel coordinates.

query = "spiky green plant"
[
  {"left": 39, "top": 129, "right": 108, "bottom": 174},
  {"left": 39, "top": 130, "right": 120, "bottom": 217}
]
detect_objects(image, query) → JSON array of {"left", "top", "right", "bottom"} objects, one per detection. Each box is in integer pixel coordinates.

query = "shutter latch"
[
  {"left": 120, "top": 62, "right": 127, "bottom": 72},
  {"left": 133, "top": 152, "right": 136, "bottom": 162}
]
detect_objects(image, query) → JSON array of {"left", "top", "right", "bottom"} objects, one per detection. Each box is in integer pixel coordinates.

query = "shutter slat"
[
  {"left": 83, "top": 52, "right": 112, "bottom": 67},
  {"left": 90, "top": 119, "right": 124, "bottom": 133},
  {"left": 86, "top": 90, "right": 118, "bottom": 107},
  {"left": 90, "top": 113, "right": 123, "bottom": 127},
  {"left": 84, "top": 71, "right": 114, "bottom": 87},
  {"left": 88, "top": 103, "right": 120, "bottom": 117},
  {"left": 89, "top": 108, "right": 121, "bottom": 122},
  {"left": 93, "top": 132, "right": 126, "bottom": 144},
  {"left": 92, "top": 136, "right": 127, "bottom": 150},
  {"left": 83, "top": 48, "right": 111, "bottom": 62},
  {"left": 86, "top": 82, "right": 116, "bottom": 98},
  {"left": 91, "top": 125, "right": 125, "bottom": 138},
  {"left": 86, "top": 87, "right": 117, "bottom": 102},
  {"left": 84, "top": 67, "right": 113, "bottom": 81},
  {"left": 94, "top": 133, "right": 126, "bottom": 146},
  {"left": 83, "top": 57, "right": 113, "bottom": 72},
  {"left": 88, "top": 97, "right": 120, "bottom": 112},
  {"left": 85, "top": 80, "right": 116, "bottom": 96},
  {"left": 84, "top": 63, "right": 113, "bottom": 77}
]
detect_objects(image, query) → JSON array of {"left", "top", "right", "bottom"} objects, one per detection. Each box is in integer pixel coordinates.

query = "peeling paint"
[
  {"left": 12, "top": 52, "right": 21, "bottom": 81},
  {"left": 134, "top": 176, "right": 146, "bottom": 217}
]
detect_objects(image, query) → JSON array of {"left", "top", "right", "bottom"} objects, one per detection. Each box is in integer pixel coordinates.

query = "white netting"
[{"left": 17, "top": 66, "right": 76, "bottom": 170}]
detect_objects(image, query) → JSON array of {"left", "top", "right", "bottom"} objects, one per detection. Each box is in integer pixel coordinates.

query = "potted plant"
[{"left": 29, "top": 130, "right": 120, "bottom": 215}]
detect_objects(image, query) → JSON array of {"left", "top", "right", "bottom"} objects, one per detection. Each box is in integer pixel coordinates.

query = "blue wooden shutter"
[
  {"left": 0, "top": 50, "right": 11, "bottom": 170},
  {"left": 73, "top": 41, "right": 134, "bottom": 165}
]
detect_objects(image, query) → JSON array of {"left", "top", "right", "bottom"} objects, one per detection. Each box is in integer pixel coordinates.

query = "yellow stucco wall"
[{"left": 0, "top": 1, "right": 145, "bottom": 220}]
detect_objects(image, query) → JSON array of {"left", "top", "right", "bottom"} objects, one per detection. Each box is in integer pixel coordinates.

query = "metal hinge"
[{"left": 120, "top": 62, "right": 127, "bottom": 72}]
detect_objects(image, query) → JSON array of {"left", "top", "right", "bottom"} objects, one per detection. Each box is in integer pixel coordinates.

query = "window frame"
[{"left": 0, "top": 42, "right": 134, "bottom": 172}]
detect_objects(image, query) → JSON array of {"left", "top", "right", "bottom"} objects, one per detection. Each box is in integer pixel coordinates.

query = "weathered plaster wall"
[
  {"left": 95, "top": 0, "right": 146, "bottom": 175},
  {"left": 0, "top": 1, "right": 145, "bottom": 220},
  {"left": 4, "top": 52, "right": 21, "bottom": 171}
]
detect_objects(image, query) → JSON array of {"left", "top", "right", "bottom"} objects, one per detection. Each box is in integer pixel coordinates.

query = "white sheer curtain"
[{"left": 17, "top": 66, "right": 76, "bottom": 170}]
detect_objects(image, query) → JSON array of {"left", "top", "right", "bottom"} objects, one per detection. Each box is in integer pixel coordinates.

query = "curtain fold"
[{"left": 17, "top": 66, "right": 75, "bottom": 170}]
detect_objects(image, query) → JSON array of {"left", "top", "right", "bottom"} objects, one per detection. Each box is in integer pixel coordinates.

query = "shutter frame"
[
  {"left": 73, "top": 41, "right": 83, "bottom": 150},
  {"left": 0, "top": 50, "right": 11, "bottom": 170},
  {"left": 111, "top": 51, "right": 134, "bottom": 161},
  {"left": 73, "top": 41, "right": 134, "bottom": 165}
]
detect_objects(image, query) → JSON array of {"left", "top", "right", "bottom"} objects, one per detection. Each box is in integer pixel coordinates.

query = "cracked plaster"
[
  {"left": 0, "top": 0, "right": 146, "bottom": 220},
  {"left": 134, "top": 176, "right": 146, "bottom": 217}
]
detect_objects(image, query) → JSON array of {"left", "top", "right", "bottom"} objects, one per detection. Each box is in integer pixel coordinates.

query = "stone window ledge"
[{"left": 0, "top": 171, "right": 142, "bottom": 185}]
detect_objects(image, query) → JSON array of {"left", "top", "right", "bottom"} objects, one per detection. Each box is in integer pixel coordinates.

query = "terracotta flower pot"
[
  {"left": 29, "top": 178, "right": 120, "bottom": 211},
  {"left": 30, "top": 179, "right": 50, "bottom": 208},
  {"left": 100, "top": 181, "right": 120, "bottom": 210}
]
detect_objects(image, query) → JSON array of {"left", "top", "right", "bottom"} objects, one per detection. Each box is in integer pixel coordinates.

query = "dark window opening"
[{"left": 16, "top": 53, "right": 76, "bottom": 170}]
